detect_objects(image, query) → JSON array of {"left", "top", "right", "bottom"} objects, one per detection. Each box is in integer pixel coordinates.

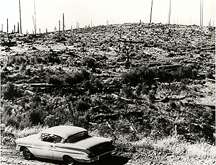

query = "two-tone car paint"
[{"left": 16, "top": 126, "right": 114, "bottom": 163}]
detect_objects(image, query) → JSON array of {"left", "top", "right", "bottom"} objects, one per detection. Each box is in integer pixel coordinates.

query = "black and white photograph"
[{"left": 0, "top": 0, "right": 215, "bottom": 164}]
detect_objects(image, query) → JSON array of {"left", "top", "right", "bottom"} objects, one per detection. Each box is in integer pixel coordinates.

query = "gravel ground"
[
  {"left": 1, "top": 144, "right": 216, "bottom": 165},
  {"left": 0, "top": 145, "right": 129, "bottom": 165},
  {"left": 0, "top": 145, "right": 58, "bottom": 165}
]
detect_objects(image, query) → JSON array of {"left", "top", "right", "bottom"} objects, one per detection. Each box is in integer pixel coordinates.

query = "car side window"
[
  {"left": 65, "top": 135, "right": 76, "bottom": 143},
  {"left": 41, "top": 133, "right": 62, "bottom": 143},
  {"left": 65, "top": 131, "right": 89, "bottom": 143}
]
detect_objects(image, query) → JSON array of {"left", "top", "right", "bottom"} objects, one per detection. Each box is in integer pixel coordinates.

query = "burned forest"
[{"left": 0, "top": 23, "right": 215, "bottom": 164}]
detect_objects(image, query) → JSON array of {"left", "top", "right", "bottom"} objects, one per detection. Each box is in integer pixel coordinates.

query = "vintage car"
[{"left": 16, "top": 125, "right": 115, "bottom": 164}]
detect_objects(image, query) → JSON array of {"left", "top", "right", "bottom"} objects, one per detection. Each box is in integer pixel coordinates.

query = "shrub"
[
  {"left": 76, "top": 99, "right": 90, "bottom": 112},
  {"left": 29, "top": 110, "right": 44, "bottom": 125},
  {"left": 48, "top": 75, "right": 64, "bottom": 85},
  {"left": 83, "top": 57, "right": 97, "bottom": 68},
  {"left": 73, "top": 69, "right": 91, "bottom": 82},
  {"left": 122, "top": 65, "right": 197, "bottom": 85},
  {"left": 47, "top": 53, "right": 61, "bottom": 64},
  {"left": 44, "top": 115, "right": 60, "bottom": 127},
  {"left": 65, "top": 69, "right": 90, "bottom": 85},
  {"left": 6, "top": 117, "right": 19, "bottom": 129},
  {"left": 151, "top": 116, "right": 173, "bottom": 138},
  {"left": 122, "top": 70, "right": 140, "bottom": 85},
  {"left": 122, "top": 85, "right": 134, "bottom": 98},
  {"left": 103, "top": 78, "right": 122, "bottom": 93},
  {"left": 19, "top": 118, "right": 31, "bottom": 130},
  {"left": 3, "top": 82, "right": 23, "bottom": 100},
  {"left": 98, "top": 123, "right": 115, "bottom": 136}
]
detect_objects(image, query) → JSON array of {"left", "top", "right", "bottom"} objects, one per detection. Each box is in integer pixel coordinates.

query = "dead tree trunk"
[
  {"left": 33, "top": 0, "right": 37, "bottom": 34},
  {"left": 62, "top": 13, "right": 65, "bottom": 32},
  {"left": 76, "top": 22, "right": 79, "bottom": 29},
  {"left": 150, "top": 0, "right": 154, "bottom": 23},
  {"left": 17, "top": 22, "right": 19, "bottom": 33},
  {"left": 13, "top": 25, "right": 16, "bottom": 33},
  {"left": 200, "top": 0, "right": 203, "bottom": 26},
  {"left": 71, "top": 25, "right": 73, "bottom": 33},
  {"left": 6, "top": 18, "right": 9, "bottom": 33},
  {"left": 168, "top": 0, "right": 172, "bottom": 24},
  {"left": 32, "top": 16, "right": 36, "bottom": 34},
  {"left": 19, "top": 0, "right": 22, "bottom": 33},
  {"left": 59, "top": 20, "right": 61, "bottom": 33}
]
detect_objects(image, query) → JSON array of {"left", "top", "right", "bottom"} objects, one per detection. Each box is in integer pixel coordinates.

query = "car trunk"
[{"left": 88, "top": 141, "right": 114, "bottom": 157}]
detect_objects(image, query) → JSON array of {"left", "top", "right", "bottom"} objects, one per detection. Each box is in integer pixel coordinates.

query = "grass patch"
[{"left": 4, "top": 125, "right": 48, "bottom": 138}]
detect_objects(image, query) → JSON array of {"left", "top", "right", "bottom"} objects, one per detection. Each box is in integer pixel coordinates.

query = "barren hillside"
[{"left": 0, "top": 23, "right": 215, "bottom": 164}]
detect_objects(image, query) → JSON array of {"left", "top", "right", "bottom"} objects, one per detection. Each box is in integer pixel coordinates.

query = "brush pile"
[{"left": 1, "top": 23, "right": 215, "bottom": 145}]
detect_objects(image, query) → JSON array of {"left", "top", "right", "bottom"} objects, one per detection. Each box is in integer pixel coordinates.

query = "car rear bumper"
[{"left": 76, "top": 150, "right": 113, "bottom": 163}]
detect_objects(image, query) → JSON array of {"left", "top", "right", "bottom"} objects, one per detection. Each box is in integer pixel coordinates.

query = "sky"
[{"left": 0, "top": 0, "right": 215, "bottom": 33}]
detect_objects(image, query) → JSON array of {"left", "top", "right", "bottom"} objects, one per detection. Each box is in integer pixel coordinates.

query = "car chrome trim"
[
  {"left": 56, "top": 146, "right": 89, "bottom": 154},
  {"left": 51, "top": 149, "right": 82, "bottom": 155}
]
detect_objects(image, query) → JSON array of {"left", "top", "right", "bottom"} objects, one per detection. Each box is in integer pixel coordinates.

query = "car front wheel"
[{"left": 22, "top": 147, "right": 33, "bottom": 160}]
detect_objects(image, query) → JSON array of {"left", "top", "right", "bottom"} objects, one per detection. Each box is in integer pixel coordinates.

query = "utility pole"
[
  {"left": 62, "top": 13, "right": 65, "bottom": 32},
  {"left": 200, "top": 0, "right": 203, "bottom": 26},
  {"left": 1, "top": 24, "right": 3, "bottom": 32},
  {"left": 168, "top": 0, "right": 172, "bottom": 24},
  {"left": 19, "top": 0, "right": 22, "bottom": 33},
  {"left": 150, "top": 0, "right": 154, "bottom": 23}
]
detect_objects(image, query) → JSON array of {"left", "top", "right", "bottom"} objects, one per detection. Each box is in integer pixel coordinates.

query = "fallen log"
[{"left": 184, "top": 102, "right": 215, "bottom": 110}]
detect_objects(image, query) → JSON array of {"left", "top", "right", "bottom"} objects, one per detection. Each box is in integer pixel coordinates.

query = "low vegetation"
[{"left": 0, "top": 23, "right": 215, "bottom": 164}]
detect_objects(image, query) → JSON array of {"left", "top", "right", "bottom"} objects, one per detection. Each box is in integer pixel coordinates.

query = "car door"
[
  {"left": 32, "top": 133, "right": 55, "bottom": 159},
  {"left": 51, "top": 133, "right": 89, "bottom": 161},
  {"left": 48, "top": 134, "right": 64, "bottom": 161},
  {"left": 51, "top": 142, "right": 69, "bottom": 161}
]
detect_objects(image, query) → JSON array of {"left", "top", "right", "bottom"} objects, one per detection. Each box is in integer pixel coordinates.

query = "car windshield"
[
  {"left": 64, "top": 131, "right": 90, "bottom": 143},
  {"left": 41, "top": 133, "right": 62, "bottom": 143}
]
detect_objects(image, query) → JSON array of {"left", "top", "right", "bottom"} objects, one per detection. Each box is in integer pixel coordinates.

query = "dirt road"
[
  {"left": 1, "top": 145, "right": 59, "bottom": 165},
  {"left": 1, "top": 143, "right": 216, "bottom": 165},
  {"left": 0, "top": 145, "right": 130, "bottom": 165}
]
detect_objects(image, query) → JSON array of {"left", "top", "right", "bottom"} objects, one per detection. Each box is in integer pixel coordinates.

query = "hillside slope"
[{"left": 0, "top": 23, "right": 215, "bottom": 164}]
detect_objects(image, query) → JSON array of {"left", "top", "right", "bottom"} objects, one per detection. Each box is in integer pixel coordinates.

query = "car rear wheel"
[
  {"left": 22, "top": 147, "right": 33, "bottom": 160},
  {"left": 63, "top": 156, "right": 76, "bottom": 165}
]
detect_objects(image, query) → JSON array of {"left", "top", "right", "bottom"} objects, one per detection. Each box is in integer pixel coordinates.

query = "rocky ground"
[{"left": 1, "top": 142, "right": 216, "bottom": 165}]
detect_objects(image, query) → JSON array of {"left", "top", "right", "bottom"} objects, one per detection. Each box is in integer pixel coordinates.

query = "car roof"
[{"left": 41, "top": 125, "right": 87, "bottom": 139}]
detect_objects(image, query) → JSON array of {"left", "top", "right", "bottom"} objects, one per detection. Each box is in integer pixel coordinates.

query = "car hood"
[{"left": 16, "top": 134, "right": 40, "bottom": 144}]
